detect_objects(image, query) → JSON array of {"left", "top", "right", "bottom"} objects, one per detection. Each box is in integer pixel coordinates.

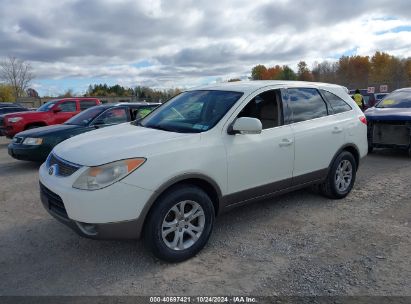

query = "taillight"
[{"left": 359, "top": 116, "right": 367, "bottom": 125}]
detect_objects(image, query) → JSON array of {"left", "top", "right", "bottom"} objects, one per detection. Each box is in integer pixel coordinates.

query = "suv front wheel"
[
  {"left": 320, "top": 151, "right": 357, "bottom": 199},
  {"left": 144, "top": 184, "right": 215, "bottom": 262}
]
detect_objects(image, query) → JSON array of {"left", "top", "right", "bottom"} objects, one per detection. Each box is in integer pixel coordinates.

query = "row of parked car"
[
  {"left": 1, "top": 81, "right": 410, "bottom": 262},
  {"left": 2, "top": 99, "right": 159, "bottom": 161}
]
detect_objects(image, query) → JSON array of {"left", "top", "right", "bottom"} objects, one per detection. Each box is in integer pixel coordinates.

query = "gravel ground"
[{"left": 0, "top": 136, "right": 410, "bottom": 296}]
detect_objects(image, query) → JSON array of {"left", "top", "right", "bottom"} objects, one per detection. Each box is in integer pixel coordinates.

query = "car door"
[
  {"left": 53, "top": 100, "right": 78, "bottom": 124},
  {"left": 224, "top": 88, "right": 294, "bottom": 204},
  {"left": 285, "top": 87, "right": 345, "bottom": 184}
]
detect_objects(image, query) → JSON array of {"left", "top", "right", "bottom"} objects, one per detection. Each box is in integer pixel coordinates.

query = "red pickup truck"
[{"left": 0, "top": 98, "right": 101, "bottom": 138}]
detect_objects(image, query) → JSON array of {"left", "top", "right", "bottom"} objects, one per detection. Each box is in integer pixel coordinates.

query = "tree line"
[
  {"left": 251, "top": 51, "right": 411, "bottom": 91},
  {"left": 85, "top": 84, "right": 182, "bottom": 102}
]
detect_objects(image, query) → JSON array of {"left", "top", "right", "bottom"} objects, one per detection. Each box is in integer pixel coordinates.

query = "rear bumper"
[{"left": 8, "top": 143, "right": 49, "bottom": 162}]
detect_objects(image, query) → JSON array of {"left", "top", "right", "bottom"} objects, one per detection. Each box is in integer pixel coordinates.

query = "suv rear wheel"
[
  {"left": 144, "top": 184, "right": 215, "bottom": 262},
  {"left": 320, "top": 151, "right": 357, "bottom": 199}
]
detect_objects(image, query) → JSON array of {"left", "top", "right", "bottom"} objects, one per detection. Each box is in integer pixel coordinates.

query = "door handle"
[
  {"left": 279, "top": 138, "right": 293, "bottom": 147},
  {"left": 332, "top": 127, "right": 343, "bottom": 134}
]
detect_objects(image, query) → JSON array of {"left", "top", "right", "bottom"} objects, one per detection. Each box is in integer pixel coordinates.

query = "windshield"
[
  {"left": 65, "top": 106, "right": 106, "bottom": 126},
  {"left": 376, "top": 91, "right": 411, "bottom": 108},
  {"left": 139, "top": 90, "right": 243, "bottom": 133},
  {"left": 37, "top": 100, "right": 59, "bottom": 112}
]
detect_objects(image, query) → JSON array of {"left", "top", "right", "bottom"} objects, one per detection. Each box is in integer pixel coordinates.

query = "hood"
[
  {"left": 3, "top": 111, "right": 45, "bottom": 119},
  {"left": 16, "top": 124, "right": 83, "bottom": 138},
  {"left": 53, "top": 123, "right": 194, "bottom": 166},
  {"left": 364, "top": 107, "right": 411, "bottom": 121}
]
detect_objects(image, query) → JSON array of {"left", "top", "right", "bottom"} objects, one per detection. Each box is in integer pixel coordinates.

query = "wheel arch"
[
  {"left": 329, "top": 143, "right": 361, "bottom": 171},
  {"left": 24, "top": 121, "right": 47, "bottom": 129},
  {"left": 136, "top": 173, "right": 223, "bottom": 238}
]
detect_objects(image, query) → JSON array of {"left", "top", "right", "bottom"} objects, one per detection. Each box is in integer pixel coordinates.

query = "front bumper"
[
  {"left": 8, "top": 142, "right": 50, "bottom": 162},
  {"left": 39, "top": 162, "right": 154, "bottom": 239},
  {"left": 367, "top": 120, "right": 411, "bottom": 150}
]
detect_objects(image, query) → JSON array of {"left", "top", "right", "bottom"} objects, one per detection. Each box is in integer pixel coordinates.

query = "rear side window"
[
  {"left": 59, "top": 101, "right": 77, "bottom": 112},
  {"left": 80, "top": 100, "right": 98, "bottom": 110},
  {"left": 238, "top": 89, "right": 282, "bottom": 129},
  {"left": 97, "top": 108, "right": 128, "bottom": 124},
  {"left": 321, "top": 90, "right": 352, "bottom": 114},
  {"left": 288, "top": 88, "right": 327, "bottom": 123}
]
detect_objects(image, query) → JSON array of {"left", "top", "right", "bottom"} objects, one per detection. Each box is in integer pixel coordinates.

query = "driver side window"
[{"left": 238, "top": 90, "right": 282, "bottom": 129}]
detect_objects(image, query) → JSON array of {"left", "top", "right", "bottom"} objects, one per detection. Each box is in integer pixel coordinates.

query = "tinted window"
[
  {"left": 37, "top": 100, "right": 59, "bottom": 112},
  {"left": 140, "top": 90, "right": 243, "bottom": 133},
  {"left": 65, "top": 106, "right": 106, "bottom": 126},
  {"left": 288, "top": 88, "right": 327, "bottom": 123},
  {"left": 238, "top": 90, "right": 281, "bottom": 129},
  {"left": 321, "top": 90, "right": 352, "bottom": 114},
  {"left": 96, "top": 108, "right": 128, "bottom": 124},
  {"left": 59, "top": 101, "right": 77, "bottom": 112},
  {"left": 376, "top": 90, "right": 411, "bottom": 108},
  {"left": 80, "top": 100, "right": 97, "bottom": 110},
  {"left": 132, "top": 106, "right": 157, "bottom": 120}
]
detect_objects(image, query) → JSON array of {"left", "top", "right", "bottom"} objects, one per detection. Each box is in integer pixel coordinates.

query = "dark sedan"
[
  {"left": 365, "top": 88, "right": 411, "bottom": 156},
  {"left": 8, "top": 102, "right": 160, "bottom": 162}
]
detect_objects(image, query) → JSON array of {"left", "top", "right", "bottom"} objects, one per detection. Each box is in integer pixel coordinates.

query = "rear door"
[
  {"left": 285, "top": 87, "right": 345, "bottom": 184},
  {"left": 53, "top": 100, "right": 78, "bottom": 124},
  {"left": 224, "top": 89, "right": 294, "bottom": 203}
]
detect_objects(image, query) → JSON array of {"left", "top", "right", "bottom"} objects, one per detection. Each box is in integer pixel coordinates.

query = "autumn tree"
[
  {"left": 297, "top": 61, "right": 313, "bottom": 81},
  {"left": 0, "top": 56, "right": 34, "bottom": 101},
  {"left": 262, "top": 65, "right": 282, "bottom": 80},
  {"left": 251, "top": 65, "right": 267, "bottom": 80}
]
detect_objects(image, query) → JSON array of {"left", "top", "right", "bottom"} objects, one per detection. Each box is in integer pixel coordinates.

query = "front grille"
[
  {"left": 47, "top": 154, "right": 81, "bottom": 177},
  {"left": 0, "top": 116, "right": 4, "bottom": 126},
  {"left": 40, "top": 183, "right": 68, "bottom": 219},
  {"left": 13, "top": 136, "right": 23, "bottom": 144}
]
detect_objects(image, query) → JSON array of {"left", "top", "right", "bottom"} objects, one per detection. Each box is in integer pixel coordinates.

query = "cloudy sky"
[{"left": 1, "top": 0, "right": 411, "bottom": 96}]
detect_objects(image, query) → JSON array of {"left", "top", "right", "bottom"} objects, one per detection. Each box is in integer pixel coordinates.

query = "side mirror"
[
  {"left": 228, "top": 117, "right": 262, "bottom": 135},
  {"left": 53, "top": 107, "right": 62, "bottom": 113}
]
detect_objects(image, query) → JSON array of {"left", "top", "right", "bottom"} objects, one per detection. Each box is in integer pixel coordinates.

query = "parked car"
[
  {"left": 365, "top": 88, "right": 411, "bottom": 155},
  {"left": 375, "top": 93, "right": 389, "bottom": 102},
  {"left": 0, "top": 102, "right": 24, "bottom": 108},
  {"left": 39, "top": 81, "right": 367, "bottom": 262},
  {"left": 8, "top": 102, "right": 160, "bottom": 162},
  {"left": 0, "top": 106, "right": 30, "bottom": 115},
  {"left": 0, "top": 98, "right": 101, "bottom": 138},
  {"left": 349, "top": 89, "right": 377, "bottom": 109}
]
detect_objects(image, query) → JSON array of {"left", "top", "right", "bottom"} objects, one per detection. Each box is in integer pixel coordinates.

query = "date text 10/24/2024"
[{"left": 149, "top": 297, "right": 257, "bottom": 303}]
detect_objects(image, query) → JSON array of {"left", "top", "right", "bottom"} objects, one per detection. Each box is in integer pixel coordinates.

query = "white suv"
[{"left": 39, "top": 81, "right": 368, "bottom": 262}]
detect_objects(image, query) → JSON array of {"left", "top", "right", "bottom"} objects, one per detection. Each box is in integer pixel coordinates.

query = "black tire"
[
  {"left": 144, "top": 184, "right": 215, "bottom": 262},
  {"left": 320, "top": 151, "right": 357, "bottom": 199}
]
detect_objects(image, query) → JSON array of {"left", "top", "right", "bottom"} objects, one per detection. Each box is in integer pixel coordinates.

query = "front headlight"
[
  {"left": 22, "top": 137, "right": 43, "bottom": 145},
  {"left": 8, "top": 117, "right": 22, "bottom": 123},
  {"left": 72, "top": 158, "right": 146, "bottom": 190}
]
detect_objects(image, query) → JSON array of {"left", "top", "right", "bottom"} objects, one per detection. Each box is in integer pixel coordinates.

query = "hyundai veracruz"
[{"left": 39, "top": 81, "right": 368, "bottom": 262}]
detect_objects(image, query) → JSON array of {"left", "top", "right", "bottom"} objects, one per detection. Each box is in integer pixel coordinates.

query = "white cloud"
[{"left": 0, "top": 0, "right": 410, "bottom": 94}]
